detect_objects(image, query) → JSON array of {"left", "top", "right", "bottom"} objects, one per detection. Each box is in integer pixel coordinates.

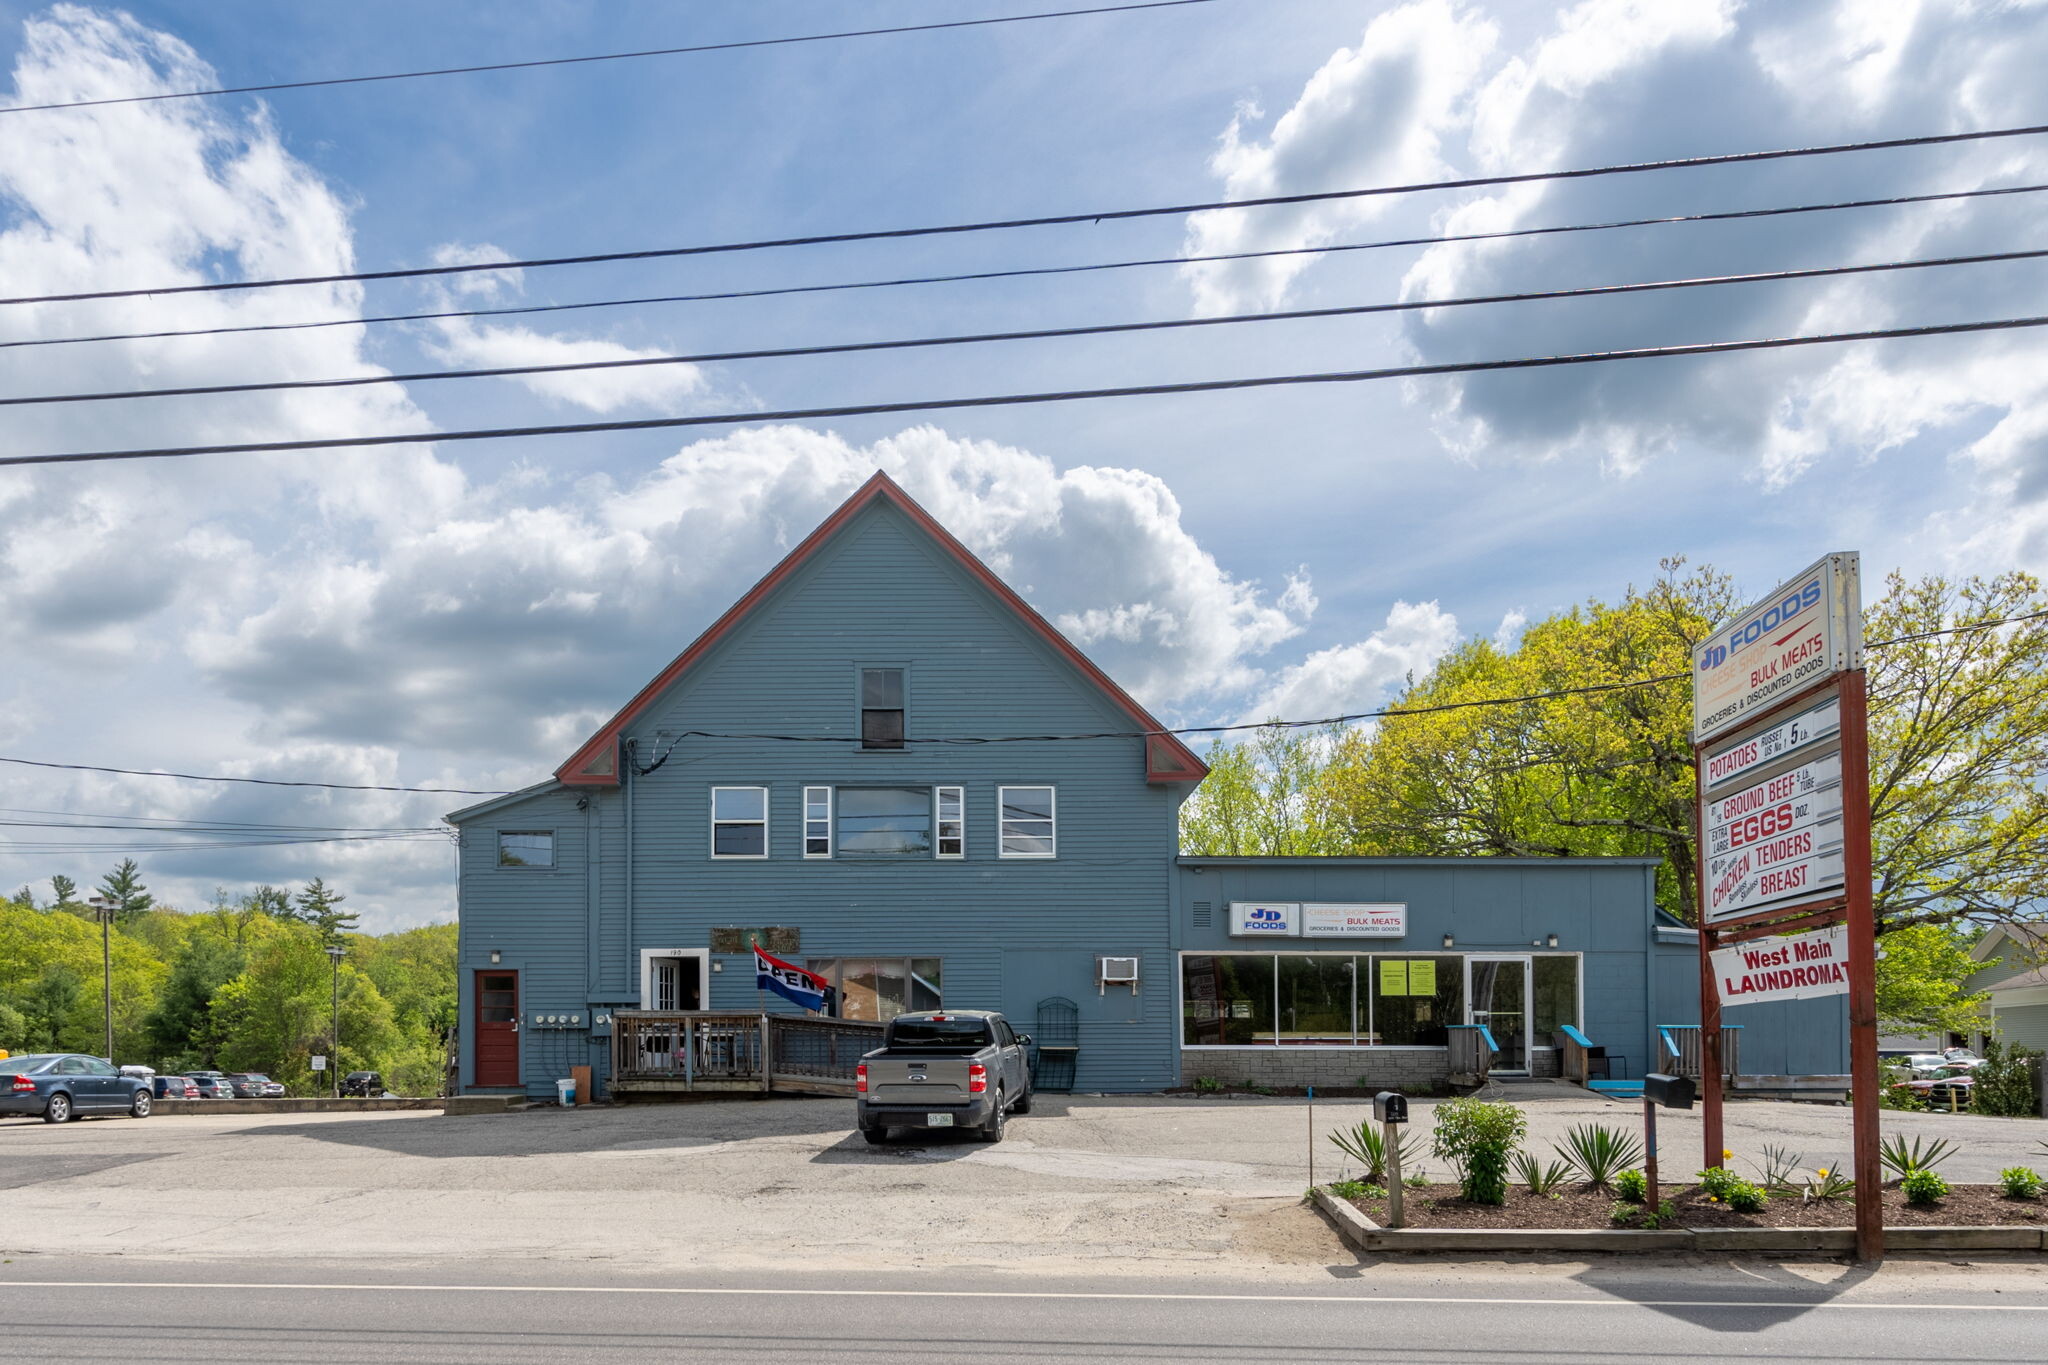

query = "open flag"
[{"left": 755, "top": 946, "right": 832, "bottom": 1013}]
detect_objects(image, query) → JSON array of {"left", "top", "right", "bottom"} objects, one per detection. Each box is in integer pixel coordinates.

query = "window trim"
[
  {"left": 935, "top": 785, "right": 965, "bottom": 859},
  {"left": 857, "top": 663, "right": 908, "bottom": 752},
  {"left": 997, "top": 784, "right": 1057, "bottom": 859},
  {"left": 832, "top": 784, "right": 936, "bottom": 860},
  {"left": 495, "top": 829, "right": 557, "bottom": 870},
  {"left": 806, "top": 955, "right": 944, "bottom": 1021},
  {"left": 803, "top": 786, "right": 833, "bottom": 859},
  {"left": 709, "top": 785, "right": 770, "bottom": 860}
]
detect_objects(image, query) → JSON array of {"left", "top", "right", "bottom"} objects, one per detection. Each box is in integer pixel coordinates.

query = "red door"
[{"left": 475, "top": 971, "right": 520, "bottom": 1087}]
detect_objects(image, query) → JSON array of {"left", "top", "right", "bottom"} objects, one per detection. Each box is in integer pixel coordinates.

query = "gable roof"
[{"left": 554, "top": 470, "right": 1209, "bottom": 787}]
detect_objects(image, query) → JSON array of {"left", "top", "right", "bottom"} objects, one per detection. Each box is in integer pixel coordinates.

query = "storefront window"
[
  {"left": 808, "top": 956, "right": 942, "bottom": 1021},
  {"left": 1368, "top": 955, "right": 1464, "bottom": 1046},
  {"left": 1532, "top": 955, "right": 1580, "bottom": 1044},
  {"left": 1180, "top": 953, "right": 1273, "bottom": 1045},
  {"left": 1277, "top": 955, "right": 1355, "bottom": 1045}
]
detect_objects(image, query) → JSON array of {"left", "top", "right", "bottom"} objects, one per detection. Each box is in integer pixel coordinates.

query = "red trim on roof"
[{"left": 555, "top": 471, "right": 1209, "bottom": 786}]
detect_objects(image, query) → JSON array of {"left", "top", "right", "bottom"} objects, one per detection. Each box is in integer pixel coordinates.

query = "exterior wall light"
[
  {"left": 1547, "top": 934, "right": 1559, "bottom": 948},
  {"left": 1441, "top": 934, "right": 1454, "bottom": 949},
  {"left": 490, "top": 950, "right": 502, "bottom": 964}
]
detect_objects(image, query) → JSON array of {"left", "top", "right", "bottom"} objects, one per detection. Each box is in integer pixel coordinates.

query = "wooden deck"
[{"left": 610, "top": 1011, "right": 885, "bottom": 1097}]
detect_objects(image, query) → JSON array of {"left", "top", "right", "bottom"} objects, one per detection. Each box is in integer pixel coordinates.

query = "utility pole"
[
  {"left": 87, "top": 894, "right": 114, "bottom": 1060},
  {"left": 326, "top": 944, "right": 344, "bottom": 1099}
]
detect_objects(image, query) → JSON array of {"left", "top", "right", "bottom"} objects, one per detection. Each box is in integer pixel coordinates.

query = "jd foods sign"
[{"left": 1693, "top": 553, "right": 1861, "bottom": 743}]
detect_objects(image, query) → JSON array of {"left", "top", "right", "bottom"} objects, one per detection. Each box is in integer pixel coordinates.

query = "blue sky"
[{"left": 1, "top": 1, "right": 2044, "bottom": 928}]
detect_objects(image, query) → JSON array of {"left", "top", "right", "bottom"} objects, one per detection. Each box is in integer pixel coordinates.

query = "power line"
[
  {"left": 0, "top": 1, "right": 1230, "bottom": 115},
  {"left": 0, "top": 832, "right": 447, "bottom": 854},
  {"left": 11, "top": 181, "right": 2041, "bottom": 355},
  {"left": 5, "top": 611, "right": 2040, "bottom": 806},
  {"left": 9, "top": 246, "right": 2039, "bottom": 411},
  {"left": 12, "top": 311, "right": 2046, "bottom": 468},
  {"left": 0, "top": 805, "right": 443, "bottom": 833},
  {"left": 0, "top": 754, "right": 504, "bottom": 795},
  {"left": 11, "top": 122, "right": 2048, "bottom": 309}
]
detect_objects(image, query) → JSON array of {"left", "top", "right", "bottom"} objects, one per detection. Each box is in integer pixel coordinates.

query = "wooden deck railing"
[
  {"left": 610, "top": 1011, "right": 885, "bottom": 1095},
  {"left": 1659, "top": 1024, "right": 1742, "bottom": 1084},
  {"left": 1447, "top": 1025, "right": 1494, "bottom": 1082}
]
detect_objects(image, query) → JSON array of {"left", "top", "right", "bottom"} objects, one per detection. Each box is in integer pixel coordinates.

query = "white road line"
[{"left": 0, "top": 1282, "right": 2044, "bottom": 1310}]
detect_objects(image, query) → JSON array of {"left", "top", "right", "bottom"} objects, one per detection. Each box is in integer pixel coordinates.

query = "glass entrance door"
[{"left": 1466, "top": 957, "right": 1531, "bottom": 1074}]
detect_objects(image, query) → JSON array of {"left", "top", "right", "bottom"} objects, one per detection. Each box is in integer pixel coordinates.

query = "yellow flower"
[
  {"left": 1817, "top": 1168, "right": 1830, "bottom": 1178},
  {"left": 1722, "top": 1149, "right": 1733, "bottom": 1161}
]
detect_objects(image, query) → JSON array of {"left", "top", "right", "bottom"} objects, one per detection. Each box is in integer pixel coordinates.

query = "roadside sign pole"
[
  {"left": 1643, "top": 1097, "right": 1660, "bottom": 1209},
  {"left": 1838, "top": 670, "right": 1883, "bottom": 1263},
  {"left": 1695, "top": 750, "right": 1723, "bottom": 1172}
]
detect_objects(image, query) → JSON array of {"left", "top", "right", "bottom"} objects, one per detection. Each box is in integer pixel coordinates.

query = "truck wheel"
[
  {"left": 1013, "top": 1085, "right": 1033, "bottom": 1116},
  {"left": 978, "top": 1091, "right": 1006, "bottom": 1144},
  {"left": 860, "top": 1125, "right": 889, "bottom": 1145}
]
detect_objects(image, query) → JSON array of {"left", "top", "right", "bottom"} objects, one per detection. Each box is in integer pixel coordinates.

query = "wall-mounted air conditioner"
[{"left": 1097, "top": 955, "right": 1140, "bottom": 995}]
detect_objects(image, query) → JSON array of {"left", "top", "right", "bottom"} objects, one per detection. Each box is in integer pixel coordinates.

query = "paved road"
[{"left": 2, "top": 1256, "right": 2045, "bottom": 1362}]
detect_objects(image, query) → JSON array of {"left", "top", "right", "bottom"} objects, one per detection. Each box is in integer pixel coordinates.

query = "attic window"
[{"left": 861, "top": 667, "right": 905, "bottom": 750}]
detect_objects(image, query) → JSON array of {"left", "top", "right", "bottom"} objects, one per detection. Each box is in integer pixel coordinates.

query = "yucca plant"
[
  {"left": 1756, "top": 1143, "right": 1805, "bottom": 1192},
  {"left": 1879, "top": 1133, "right": 1958, "bottom": 1180},
  {"left": 1328, "top": 1119, "right": 1419, "bottom": 1185},
  {"left": 1512, "top": 1150, "right": 1575, "bottom": 1197},
  {"left": 1559, "top": 1123, "right": 1644, "bottom": 1188},
  {"left": 1802, "top": 1161, "right": 1854, "bottom": 1202}
]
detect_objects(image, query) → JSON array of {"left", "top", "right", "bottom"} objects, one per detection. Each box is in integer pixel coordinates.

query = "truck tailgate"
[{"left": 865, "top": 1056, "right": 972, "bottom": 1105}]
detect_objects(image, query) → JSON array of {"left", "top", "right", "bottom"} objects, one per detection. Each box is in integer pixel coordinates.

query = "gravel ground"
[{"left": 1, "top": 1084, "right": 2039, "bottom": 1275}]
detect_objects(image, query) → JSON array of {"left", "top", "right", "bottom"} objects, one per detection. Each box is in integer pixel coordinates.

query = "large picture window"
[
  {"left": 1182, "top": 953, "right": 1578, "bottom": 1049},
  {"left": 807, "top": 956, "right": 942, "bottom": 1021},
  {"left": 835, "top": 787, "right": 932, "bottom": 857}
]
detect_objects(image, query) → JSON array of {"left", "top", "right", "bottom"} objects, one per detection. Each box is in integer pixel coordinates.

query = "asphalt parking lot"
[{"left": 3, "top": 1085, "right": 2042, "bottom": 1275}]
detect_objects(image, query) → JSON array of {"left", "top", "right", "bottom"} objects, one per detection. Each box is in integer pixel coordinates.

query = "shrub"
[
  {"left": 1971, "top": 1041, "right": 2043, "bottom": 1118},
  {"left": 1192, "top": 1076, "right": 1224, "bottom": 1094},
  {"left": 1697, "top": 1165, "right": 1769, "bottom": 1213},
  {"left": 1611, "top": 1199, "right": 1678, "bottom": 1229},
  {"left": 1328, "top": 1118, "right": 1419, "bottom": 1185},
  {"left": 1879, "top": 1133, "right": 1958, "bottom": 1180},
  {"left": 1327, "top": 1178, "right": 1385, "bottom": 1200},
  {"left": 1559, "top": 1123, "right": 1644, "bottom": 1188},
  {"left": 1431, "top": 1099, "right": 1527, "bottom": 1206},
  {"left": 1901, "top": 1168, "right": 1950, "bottom": 1205},
  {"left": 1512, "top": 1151, "right": 1575, "bottom": 1197},
  {"left": 1613, "top": 1168, "right": 1649, "bottom": 1204},
  {"left": 1877, "top": 1083, "right": 1927, "bottom": 1111},
  {"left": 1999, "top": 1167, "right": 2042, "bottom": 1200},
  {"left": 1403, "top": 1169, "right": 1431, "bottom": 1189}
]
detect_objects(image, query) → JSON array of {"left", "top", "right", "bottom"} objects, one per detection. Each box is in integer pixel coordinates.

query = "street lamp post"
[
  {"left": 326, "top": 944, "right": 344, "bottom": 1099},
  {"left": 86, "top": 894, "right": 115, "bottom": 1061}
]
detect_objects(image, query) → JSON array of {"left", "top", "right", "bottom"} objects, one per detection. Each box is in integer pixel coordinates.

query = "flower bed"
[{"left": 1340, "top": 1182, "right": 2048, "bottom": 1229}]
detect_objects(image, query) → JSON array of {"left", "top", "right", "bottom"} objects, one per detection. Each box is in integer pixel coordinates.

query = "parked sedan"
[
  {"left": 340, "top": 1071, "right": 384, "bottom": 1098},
  {"left": 224, "top": 1072, "right": 285, "bottom": 1098},
  {"left": 2, "top": 1054, "right": 153, "bottom": 1123},
  {"left": 183, "top": 1073, "right": 236, "bottom": 1099},
  {"left": 151, "top": 1075, "right": 200, "bottom": 1100}
]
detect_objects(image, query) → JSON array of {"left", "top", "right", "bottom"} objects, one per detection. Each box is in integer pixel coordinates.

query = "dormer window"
[{"left": 860, "top": 667, "right": 905, "bottom": 750}]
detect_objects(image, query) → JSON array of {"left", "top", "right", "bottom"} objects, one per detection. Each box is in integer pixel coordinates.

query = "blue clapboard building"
[{"left": 448, "top": 473, "right": 1845, "bottom": 1099}]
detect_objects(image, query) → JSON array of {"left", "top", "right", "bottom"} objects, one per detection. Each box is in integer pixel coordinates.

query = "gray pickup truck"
[{"left": 855, "top": 1010, "right": 1033, "bottom": 1144}]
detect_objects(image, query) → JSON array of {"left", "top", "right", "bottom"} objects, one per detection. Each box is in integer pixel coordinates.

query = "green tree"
[
  {"left": 245, "top": 884, "right": 293, "bottom": 921},
  {"left": 144, "top": 934, "right": 246, "bottom": 1067},
  {"left": 97, "top": 858, "right": 154, "bottom": 924},
  {"left": 1873, "top": 923, "right": 1987, "bottom": 1035},
  {"left": 294, "top": 878, "right": 358, "bottom": 944},
  {"left": 13, "top": 886, "right": 33, "bottom": 909},
  {"left": 0, "top": 1000, "right": 28, "bottom": 1051},
  {"left": 1179, "top": 725, "right": 1343, "bottom": 856},
  {"left": 49, "top": 874, "right": 79, "bottom": 911},
  {"left": 212, "top": 928, "right": 398, "bottom": 1091}
]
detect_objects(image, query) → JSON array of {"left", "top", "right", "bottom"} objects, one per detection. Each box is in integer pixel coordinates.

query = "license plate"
[{"left": 925, "top": 1113, "right": 954, "bottom": 1126}]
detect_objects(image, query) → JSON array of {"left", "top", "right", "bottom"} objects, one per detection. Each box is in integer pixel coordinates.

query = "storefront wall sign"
[
  {"left": 1709, "top": 924, "right": 1851, "bottom": 1004},
  {"left": 1229, "top": 902, "right": 1299, "bottom": 937},
  {"left": 1301, "top": 902, "right": 1407, "bottom": 937}
]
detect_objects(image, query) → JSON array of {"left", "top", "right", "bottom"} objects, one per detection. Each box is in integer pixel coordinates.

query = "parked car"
[
  {"left": 151, "top": 1075, "right": 200, "bottom": 1100},
  {"left": 340, "top": 1071, "right": 384, "bottom": 1098},
  {"left": 225, "top": 1072, "right": 285, "bottom": 1098},
  {"left": 183, "top": 1072, "right": 236, "bottom": 1098},
  {"left": 1, "top": 1053, "right": 153, "bottom": 1123},
  {"left": 856, "top": 1010, "right": 1032, "bottom": 1145},
  {"left": 1909, "top": 1074, "right": 1975, "bottom": 1109}
]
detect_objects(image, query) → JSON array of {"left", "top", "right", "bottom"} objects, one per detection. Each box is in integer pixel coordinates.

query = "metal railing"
[
  {"left": 610, "top": 1011, "right": 885, "bottom": 1095},
  {"left": 1659, "top": 1024, "right": 1742, "bottom": 1083}
]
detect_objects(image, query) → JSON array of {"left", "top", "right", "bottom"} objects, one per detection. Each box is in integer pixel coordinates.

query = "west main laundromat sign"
[
  {"left": 1692, "top": 553, "right": 1862, "bottom": 744},
  {"left": 1709, "top": 924, "right": 1851, "bottom": 1004}
]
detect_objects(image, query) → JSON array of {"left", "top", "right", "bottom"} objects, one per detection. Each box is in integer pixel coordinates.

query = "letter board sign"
[
  {"left": 1230, "top": 902, "right": 1299, "bottom": 937},
  {"left": 1703, "top": 695, "right": 1841, "bottom": 793},
  {"left": 1302, "top": 902, "right": 1407, "bottom": 937},
  {"left": 1709, "top": 924, "right": 1850, "bottom": 1004},
  {"left": 1693, "top": 553, "right": 1861, "bottom": 743}
]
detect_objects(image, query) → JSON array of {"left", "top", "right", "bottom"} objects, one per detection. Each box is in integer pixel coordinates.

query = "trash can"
[{"left": 555, "top": 1077, "right": 576, "bottom": 1108}]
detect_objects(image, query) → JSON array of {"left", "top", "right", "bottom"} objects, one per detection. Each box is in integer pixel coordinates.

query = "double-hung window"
[
  {"left": 999, "top": 785, "right": 1056, "bottom": 857},
  {"left": 860, "top": 667, "right": 905, "bottom": 750},
  {"left": 804, "top": 786, "right": 833, "bottom": 858},
  {"left": 710, "top": 786, "right": 768, "bottom": 858},
  {"left": 935, "top": 786, "right": 964, "bottom": 858}
]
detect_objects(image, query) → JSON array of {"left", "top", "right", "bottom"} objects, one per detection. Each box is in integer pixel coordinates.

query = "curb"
[
  {"left": 154, "top": 1097, "right": 445, "bottom": 1116},
  {"left": 1309, "top": 1188, "right": 2047, "bottom": 1255}
]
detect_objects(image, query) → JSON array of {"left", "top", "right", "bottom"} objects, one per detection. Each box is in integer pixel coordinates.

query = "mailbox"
[
  {"left": 1373, "top": 1090, "right": 1409, "bottom": 1124},
  {"left": 1643, "top": 1072, "right": 1695, "bottom": 1110}
]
